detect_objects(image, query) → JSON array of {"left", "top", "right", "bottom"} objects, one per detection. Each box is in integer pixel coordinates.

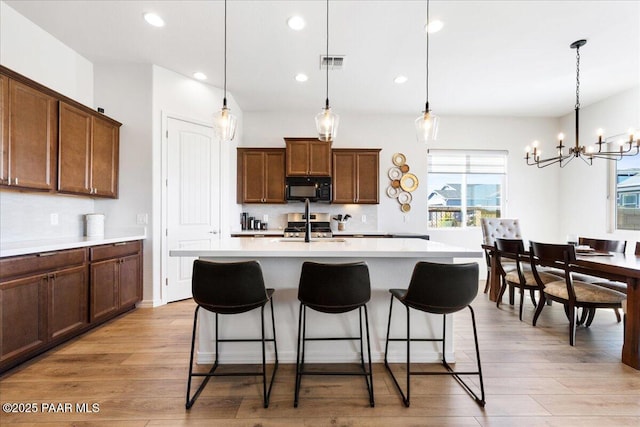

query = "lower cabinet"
[
  {"left": 0, "top": 240, "right": 142, "bottom": 373},
  {"left": 89, "top": 242, "right": 142, "bottom": 323}
]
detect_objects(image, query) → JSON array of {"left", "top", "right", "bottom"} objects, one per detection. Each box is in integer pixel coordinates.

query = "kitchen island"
[{"left": 170, "top": 237, "right": 482, "bottom": 364}]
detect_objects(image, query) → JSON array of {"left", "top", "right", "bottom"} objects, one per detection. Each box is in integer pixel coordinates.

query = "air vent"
[{"left": 320, "top": 55, "right": 345, "bottom": 70}]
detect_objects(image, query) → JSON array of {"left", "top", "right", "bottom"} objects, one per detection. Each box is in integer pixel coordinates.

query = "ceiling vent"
[{"left": 320, "top": 55, "right": 345, "bottom": 70}]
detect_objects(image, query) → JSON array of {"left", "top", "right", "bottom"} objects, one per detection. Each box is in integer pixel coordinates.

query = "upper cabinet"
[
  {"left": 285, "top": 137, "right": 332, "bottom": 176},
  {"left": 237, "top": 148, "right": 286, "bottom": 204},
  {"left": 332, "top": 149, "right": 381, "bottom": 204},
  {"left": 58, "top": 102, "right": 120, "bottom": 198},
  {"left": 0, "top": 66, "right": 120, "bottom": 197},
  {"left": 0, "top": 77, "right": 58, "bottom": 191}
]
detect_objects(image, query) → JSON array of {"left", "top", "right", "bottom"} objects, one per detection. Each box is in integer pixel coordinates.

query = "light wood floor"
[{"left": 1, "top": 283, "right": 639, "bottom": 426}]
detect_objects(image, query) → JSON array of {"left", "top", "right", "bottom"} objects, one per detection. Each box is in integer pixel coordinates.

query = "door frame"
[{"left": 160, "top": 112, "right": 228, "bottom": 305}]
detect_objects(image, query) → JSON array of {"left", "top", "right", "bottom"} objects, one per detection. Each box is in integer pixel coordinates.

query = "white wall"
[
  {"left": 151, "top": 65, "right": 242, "bottom": 305},
  {"left": 242, "top": 110, "right": 563, "bottom": 274},
  {"left": 93, "top": 63, "right": 154, "bottom": 305},
  {"left": 0, "top": 1, "right": 96, "bottom": 242},
  {"left": 557, "top": 86, "right": 640, "bottom": 251}
]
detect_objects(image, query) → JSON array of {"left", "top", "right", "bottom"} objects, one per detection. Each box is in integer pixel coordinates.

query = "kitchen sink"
[{"left": 273, "top": 238, "right": 347, "bottom": 243}]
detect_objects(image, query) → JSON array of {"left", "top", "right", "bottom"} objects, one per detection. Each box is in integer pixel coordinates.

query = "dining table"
[{"left": 486, "top": 246, "right": 640, "bottom": 370}]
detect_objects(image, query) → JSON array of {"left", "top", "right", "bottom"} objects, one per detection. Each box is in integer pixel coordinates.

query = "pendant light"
[
  {"left": 315, "top": 0, "right": 339, "bottom": 142},
  {"left": 213, "top": 0, "right": 237, "bottom": 142},
  {"left": 415, "top": 0, "right": 439, "bottom": 143}
]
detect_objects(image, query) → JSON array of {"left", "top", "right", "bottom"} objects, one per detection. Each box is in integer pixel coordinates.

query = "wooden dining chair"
[
  {"left": 480, "top": 218, "right": 523, "bottom": 298},
  {"left": 529, "top": 242, "right": 626, "bottom": 346}
]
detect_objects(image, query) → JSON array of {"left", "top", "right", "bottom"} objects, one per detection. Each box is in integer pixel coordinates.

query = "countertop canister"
[{"left": 85, "top": 214, "right": 105, "bottom": 237}]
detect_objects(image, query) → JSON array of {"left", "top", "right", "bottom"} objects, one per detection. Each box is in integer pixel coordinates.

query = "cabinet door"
[
  {"left": 264, "top": 150, "right": 285, "bottom": 203},
  {"left": 118, "top": 254, "right": 141, "bottom": 309},
  {"left": 332, "top": 151, "right": 357, "bottom": 203},
  {"left": 91, "top": 115, "right": 119, "bottom": 198},
  {"left": 308, "top": 141, "right": 332, "bottom": 176},
  {"left": 6, "top": 80, "right": 57, "bottom": 190},
  {"left": 90, "top": 259, "right": 119, "bottom": 323},
  {"left": 48, "top": 265, "right": 88, "bottom": 341},
  {"left": 0, "top": 275, "right": 47, "bottom": 363},
  {"left": 238, "top": 150, "right": 267, "bottom": 203},
  {"left": 355, "top": 151, "right": 379, "bottom": 204},
  {"left": 285, "top": 140, "right": 310, "bottom": 176},
  {"left": 58, "top": 101, "right": 91, "bottom": 195},
  {"left": 0, "top": 74, "right": 7, "bottom": 184}
]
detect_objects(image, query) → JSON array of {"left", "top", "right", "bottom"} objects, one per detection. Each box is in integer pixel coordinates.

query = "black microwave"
[{"left": 285, "top": 176, "right": 332, "bottom": 202}]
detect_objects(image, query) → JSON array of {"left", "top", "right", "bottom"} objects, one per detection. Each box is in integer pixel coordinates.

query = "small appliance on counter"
[
  {"left": 85, "top": 213, "right": 105, "bottom": 237},
  {"left": 240, "top": 212, "right": 269, "bottom": 230},
  {"left": 284, "top": 212, "right": 333, "bottom": 238}
]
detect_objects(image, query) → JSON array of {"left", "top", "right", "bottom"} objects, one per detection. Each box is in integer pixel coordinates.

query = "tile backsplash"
[
  {"left": 238, "top": 203, "right": 378, "bottom": 232},
  {"left": 0, "top": 191, "right": 95, "bottom": 242}
]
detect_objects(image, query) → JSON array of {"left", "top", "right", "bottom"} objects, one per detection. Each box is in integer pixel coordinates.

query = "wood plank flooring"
[{"left": 1, "top": 283, "right": 639, "bottom": 426}]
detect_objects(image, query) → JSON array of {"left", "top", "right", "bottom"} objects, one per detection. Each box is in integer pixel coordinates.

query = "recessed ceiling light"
[
  {"left": 394, "top": 75, "right": 408, "bottom": 84},
  {"left": 193, "top": 72, "right": 207, "bottom": 81},
  {"left": 295, "top": 73, "right": 309, "bottom": 82},
  {"left": 425, "top": 19, "right": 444, "bottom": 33},
  {"left": 144, "top": 12, "right": 165, "bottom": 28},
  {"left": 287, "top": 15, "right": 306, "bottom": 31}
]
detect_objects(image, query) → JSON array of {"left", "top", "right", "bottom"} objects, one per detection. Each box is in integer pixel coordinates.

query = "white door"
[{"left": 166, "top": 118, "right": 220, "bottom": 302}]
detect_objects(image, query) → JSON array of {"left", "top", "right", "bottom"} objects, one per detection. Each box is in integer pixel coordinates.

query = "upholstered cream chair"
[{"left": 480, "top": 218, "right": 524, "bottom": 296}]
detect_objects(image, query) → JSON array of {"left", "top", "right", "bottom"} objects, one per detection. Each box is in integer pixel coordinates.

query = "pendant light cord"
[
  {"left": 574, "top": 43, "right": 581, "bottom": 149},
  {"left": 223, "top": 0, "right": 228, "bottom": 108},
  {"left": 325, "top": 0, "right": 330, "bottom": 109},
  {"left": 425, "top": 0, "right": 430, "bottom": 112}
]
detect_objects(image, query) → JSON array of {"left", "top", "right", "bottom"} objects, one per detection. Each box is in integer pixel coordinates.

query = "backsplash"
[
  {"left": 237, "top": 203, "right": 379, "bottom": 233},
  {"left": 0, "top": 191, "right": 95, "bottom": 242}
]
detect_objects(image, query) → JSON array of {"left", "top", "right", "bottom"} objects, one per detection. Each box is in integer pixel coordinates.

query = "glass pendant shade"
[
  {"left": 214, "top": 105, "right": 237, "bottom": 142},
  {"left": 315, "top": 106, "right": 339, "bottom": 142},
  {"left": 415, "top": 110, "right": 439, "bottom": 143}
]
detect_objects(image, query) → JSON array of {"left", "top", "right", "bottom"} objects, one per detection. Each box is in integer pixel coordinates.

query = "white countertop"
[
  {"left": 170, "top": 237, "right": 480, "bottom": 259},
  {"left": 1, "top": 230, "right": 146, "bottom": 258}
]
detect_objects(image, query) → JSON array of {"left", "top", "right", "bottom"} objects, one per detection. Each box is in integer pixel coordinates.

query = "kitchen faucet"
[{"left": 304, "top": 198, "right": 311, "bottom": 243}]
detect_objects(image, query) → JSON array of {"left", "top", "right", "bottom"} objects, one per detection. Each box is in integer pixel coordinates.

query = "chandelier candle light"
[
  {"left": 315, "top": 0, "right": 339, "bottom": 142},
  {"left": 213, "top": 0, "right": 237, "bottom": 142},
  {"left": 415, "top": 0, "right": 439, "bottom": 143},
  {"left": 525, "top": 39, "right": 638, "bottom": 168}
]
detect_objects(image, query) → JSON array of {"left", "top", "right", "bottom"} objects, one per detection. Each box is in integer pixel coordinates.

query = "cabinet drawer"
[
  {"left": 0, "top": 248, "right": 87, "bottom": 281},
  {"left": 90, "top": 240, "right": 141, "bottom": 262}
]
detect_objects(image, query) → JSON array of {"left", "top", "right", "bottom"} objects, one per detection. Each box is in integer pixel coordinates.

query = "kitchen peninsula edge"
[{"left": 170, "top": 237, "right": 482, "bottom": 365}]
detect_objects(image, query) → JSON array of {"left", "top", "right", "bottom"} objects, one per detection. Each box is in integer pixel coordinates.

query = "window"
[
  {"left": 613, "top": 154, "right": 640, "bottom": 230},
  {"left": 427, "top": 149, "right": 507, "bottom": 228}
]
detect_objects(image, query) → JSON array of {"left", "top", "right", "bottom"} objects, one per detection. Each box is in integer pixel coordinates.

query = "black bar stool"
[
  {"left": 294, "top": 261, "right": 374, "bottom": 408},
  {"left": 384, "top": 261, "right": 485, "bottom": 407},
  {"left": 186, "top": 260, "right": 278, "bottom": 409}
]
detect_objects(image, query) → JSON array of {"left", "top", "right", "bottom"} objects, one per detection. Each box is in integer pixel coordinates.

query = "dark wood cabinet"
[
  {"left": 0, "top": 240, "right": 142, "bottom": 373},
  {"left": 0, "top": 65, "right": 120, "bottom": 198},
  {"left": 89, "top": 241, "right": 142, "bottom": 323},
  {"left": 332, "top": 149, "right": 380, "bottom": 204},
  {"left": 58, "top": 102, "right": 119, "bottom": 198},
  {"left": 0, "top": 78, "right": 57, "bottom": 191},
  {"left": 285, "top": 138, "right": 332, "bottom": 176},
  {"left": 237, "top": 148, "right": 286, "bottom": 204},
  {"left": 0, "top": 248, "right": 87, "bottom": 370}
]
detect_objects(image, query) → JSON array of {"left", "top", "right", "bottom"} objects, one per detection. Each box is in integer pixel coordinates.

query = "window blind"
[{"left": 427, "top": 149, "right": 508, "bottom": 174}]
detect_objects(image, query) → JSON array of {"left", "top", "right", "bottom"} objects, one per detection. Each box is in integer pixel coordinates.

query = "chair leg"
[
  {"left": 496, "top": 280, "right": 508, "bottom": 308},
  {"left": 293, "top": 303, "right": 304, "bottom": 408},
  {"left": 483, "top": 270, "right": 491, "bottom": 293},
  {"left": 468, "top": 306, "right": 486, "bottom": 406},
  {"left": 363, "top": 305, "right": 375, "bottom": 407},
  {"left": 383, "top": 294, "right": 411, "bottom": 407},
  {"left": 186, "top": 306, "right": 215, "bottom": 409},
  {"left": 508, "top": 282, "right": 515, "bottom": 305},
  {"left": 519, "top": 286, "right": 525, "bottom": 321},
  {"left": 614, "top": 308, "right": 622, "bottom": 323},
  {"left": 530, "top": 289, "right": 537, "bottom": 307},
  {"left": 585, "top": 308, "right": 597, "bottom": 327},
  {"left": 263, "top": 297, "right": 279, "bottom": 408},
  {"left": 568, "top": 304, "right": 576, "bottom": 346},
  {"left": 532, "top": 293, "right": 546, "bottom": 326}
]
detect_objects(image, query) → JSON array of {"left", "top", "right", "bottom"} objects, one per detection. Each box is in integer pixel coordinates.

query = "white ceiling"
[{"left": 5, "top": 0, "right": 640, "bottom": 117}]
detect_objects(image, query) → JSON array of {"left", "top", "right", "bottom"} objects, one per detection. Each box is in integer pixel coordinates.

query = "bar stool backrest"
[
  {"left": 402, "top": 262, "right": 479, "bottom": 314},
  {"left": 192, "top": 260, "right": 268, "bottom": 314},
  {"left": 298, "top": 261, "right": 371, "bottom": 313}
]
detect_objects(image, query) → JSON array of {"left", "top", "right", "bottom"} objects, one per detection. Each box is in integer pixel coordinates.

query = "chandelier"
[{"left": 525, "top": 39, "right": 638, "bottom": 168}]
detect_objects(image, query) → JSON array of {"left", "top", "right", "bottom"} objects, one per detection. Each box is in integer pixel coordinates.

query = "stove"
[{"left": 284, "top": 212, "right": 333, "bottom": 238}]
